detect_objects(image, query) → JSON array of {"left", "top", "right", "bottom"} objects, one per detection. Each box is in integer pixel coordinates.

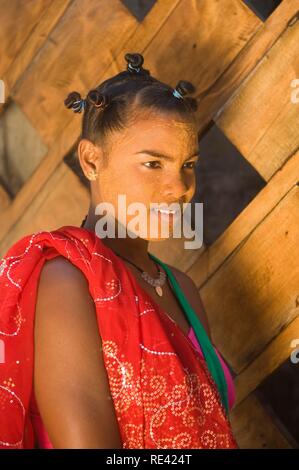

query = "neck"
[{"left": 80, "top": 211, "right": 158, "bottom": 275}]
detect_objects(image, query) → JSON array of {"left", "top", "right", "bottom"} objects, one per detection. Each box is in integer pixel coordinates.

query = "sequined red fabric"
[{"left": 0, "top": 226, "right": 238, "bottom": 449}]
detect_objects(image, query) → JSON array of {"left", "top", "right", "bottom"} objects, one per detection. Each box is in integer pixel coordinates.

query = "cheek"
[
  {"left": 98, "top": 166, "right": 151, "bottom": 210},
  {"left": 99, "top": 164, "right": 129, "bottom": 194},
  {"left": 118, "top": 164, "right": 155, "bottom": 198}
]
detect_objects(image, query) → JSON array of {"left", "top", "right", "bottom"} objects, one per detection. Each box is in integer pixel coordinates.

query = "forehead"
[{"left": 111, "top": 114, "right": 198, "bottom": 154}]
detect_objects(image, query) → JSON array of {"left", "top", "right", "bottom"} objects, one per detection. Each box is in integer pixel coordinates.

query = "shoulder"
[
  {"left": 39, "top": 255, "right": 88, "bottom": 284},
  {"left": 165, "top": 263, "right": 212, "bottom": 341},
  {"left": 38, "top": 255, "right": 94, "bottom": 296},
  {"left": 36, "top": 255, "right": 96, "bottom": 336}
]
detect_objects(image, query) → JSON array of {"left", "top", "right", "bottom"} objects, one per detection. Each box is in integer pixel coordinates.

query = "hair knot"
[
  {"left": 125, "top": 52, "right": 150, "bottom": 77},
  {"left": 64, "top": 91, "right": 86, "bottom": 113},
  {"left": 86, "top": 89, "right": 110, "bottom": 110}
]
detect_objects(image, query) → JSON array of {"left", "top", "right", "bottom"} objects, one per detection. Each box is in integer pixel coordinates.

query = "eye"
[
  {"left": 143, "top": 161, "right": 161, "bottom": 169},
  {"left": 183, "top": 161, "right": 197, "bottom": 170},
  {"left": 143, "top": 160, "right": 198, "bottom": 170}
]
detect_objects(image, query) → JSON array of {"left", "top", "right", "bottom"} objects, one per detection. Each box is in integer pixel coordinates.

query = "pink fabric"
[
  {"left": 187, "top": 327, "right": 236, "bottom": 410},
  {"left": 29, "top": 326, "right": 235, "bottom": 449}
]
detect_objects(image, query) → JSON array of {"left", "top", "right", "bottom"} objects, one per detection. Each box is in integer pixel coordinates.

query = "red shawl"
[{"left": 0, "top": 226, "right": 238, "bottom": 449}]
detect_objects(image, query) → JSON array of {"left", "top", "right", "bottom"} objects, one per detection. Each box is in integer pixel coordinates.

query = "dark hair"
[{"left": 64, "top": 52, "right": 198, "bottom": 156}]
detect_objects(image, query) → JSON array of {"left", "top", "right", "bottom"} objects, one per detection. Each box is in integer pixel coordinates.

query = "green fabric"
[{"left": 149, "top": 252, "right": 229, "bottom": 415}]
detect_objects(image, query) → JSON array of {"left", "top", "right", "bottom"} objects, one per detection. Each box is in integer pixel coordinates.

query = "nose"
[{"left": 162, "top": 173, "right": 194, "bottom": 203}]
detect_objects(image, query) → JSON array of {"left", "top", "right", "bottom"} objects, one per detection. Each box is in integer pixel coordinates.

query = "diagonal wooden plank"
[
  {"left": 129, "top": 0, "right": 261, "bottom": 97},
  {"left": 186, "top": 148, "right": 299, "bottom": 287},
  {"left": 198, "top": 184, "right": 299, "bottom": 374},
  {"left": 0, "top": 0, "right": 72, "bottom": 114},
  {"left": 234, "top": 315, "right": 299, "bottom": 406},
  {"left": 230, "top": 393, "right": 292, "bottom": 448},
  {"left": 216, "top": 9, "right": 299, "bottom": 179},
  {"left": 0, "top": 115, "right": 81, "bottom": 247},
  {"left": 0, "top": 0, "right": 52, "bottom": 77},
  {"left": 0, "top": 161, "right": 89, "bottom": 256},
  {"left": 12, "top": 0, "right": 139, "bottom": 147},
  {"left": 195, "top": 0, "right": 299, "bottom": 136}
]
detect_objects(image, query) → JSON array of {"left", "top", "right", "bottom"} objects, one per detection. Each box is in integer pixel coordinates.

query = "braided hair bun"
[
  {"left": 174, "top": 80, "right": 198, "bottom": 112},
  {"left": 86, "top": 89, "right": 110, "bottom": 109},
  {"left": 125, "top": 52, "right": 151, "bottom": 77},
  {"left": 64, "top": 89, "right": 111, "bottom": 114},
  {"left": 64, "top": 91, "right": 85, "bottom": 113}
]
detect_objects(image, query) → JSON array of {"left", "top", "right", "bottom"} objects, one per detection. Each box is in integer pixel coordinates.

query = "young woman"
[{"left": 0, "top": 53, "right": 238, "bottom": 449}]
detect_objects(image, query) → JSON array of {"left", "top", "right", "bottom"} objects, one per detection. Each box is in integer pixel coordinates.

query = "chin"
[
  {"left": 146, "top": 237, "right": 169, "bottom": 242},
  {"left": 144, "top": 232, "right": 173, "bottom": 242}
]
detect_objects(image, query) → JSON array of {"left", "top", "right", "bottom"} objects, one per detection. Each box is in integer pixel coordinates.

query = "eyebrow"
[{"left": 134, "top": 149, "right": 200, "bottom": 161}]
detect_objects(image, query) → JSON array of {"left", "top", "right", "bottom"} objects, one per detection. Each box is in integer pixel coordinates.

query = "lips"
[
  {"left": 150, "top": 206, "right": 181, "bottom": 224},
  {"left": 151, "top": 202, "right": 183, "bottom": 213},
  {"left": 153, "top": 207, "right": 178, "bottom": 215}
]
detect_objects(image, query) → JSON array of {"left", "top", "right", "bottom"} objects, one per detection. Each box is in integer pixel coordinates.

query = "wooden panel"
[
  {"left": 0, "top": 0, "right": 52, "bottom": 77},
  {"left": 0, "top": 0, "right": 299, "bottom": 448},
  {"left": 12, "top": 0, "right": 260, "bottom": 148},
  {"left": 196, "top": 0, "right": 299, "bottom": 135},
  {"left": 0, "top": 162, "right": 89, "bottom": 257},
  {"left": 0, "top": 0, "right": 296, "bottom": 451},
  {"left": 234, "top": 315, "right": 299, "bottom": 405},
  {"left": 199, "top": 184, "right": 299, "bottom": 374},
  {"left": 216, "top": 9, "right": 299, "bottom": 180},
  {"left": 12, "top": 0, "right": 139, "bottom": 147},
  {"left": 0, "top": 117, "right": 81, "bottom": 248},
  {"left": 138, "top": 0, "right": 261, "bottom": 97},
  {"left": 186, "top": 149, "right": 299, "bottom": 287},
  {"left": 0, "top": 0, "right": 71, "bottom": 112},
  {"left": 230, "top": 393, "right": 292, "bottom": 449}
]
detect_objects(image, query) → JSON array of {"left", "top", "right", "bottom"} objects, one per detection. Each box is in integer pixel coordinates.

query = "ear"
[{"left": 77, "top": 139, "right": 102, "bottom": 178}]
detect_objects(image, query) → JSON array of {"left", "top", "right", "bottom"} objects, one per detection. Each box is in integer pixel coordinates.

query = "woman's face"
[{"left": 82, "top": 113, "right": 199, "bottom": 241}]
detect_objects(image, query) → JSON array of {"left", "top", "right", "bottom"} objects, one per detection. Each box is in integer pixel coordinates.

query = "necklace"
[
  {"left": 113, "top": 252, "right": 167, "bottom": 297},
  {"left": 79, "top": 216, "right": 167, "bottom": 296}
]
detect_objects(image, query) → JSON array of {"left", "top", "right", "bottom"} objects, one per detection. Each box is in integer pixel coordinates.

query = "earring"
[{"left": 88, "top": 170, "right": 98, "bottom": 181}]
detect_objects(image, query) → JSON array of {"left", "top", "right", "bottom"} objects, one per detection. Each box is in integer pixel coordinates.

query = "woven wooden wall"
[{"left": 0, "top": 0, "right": 298, "bottom": 448}]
